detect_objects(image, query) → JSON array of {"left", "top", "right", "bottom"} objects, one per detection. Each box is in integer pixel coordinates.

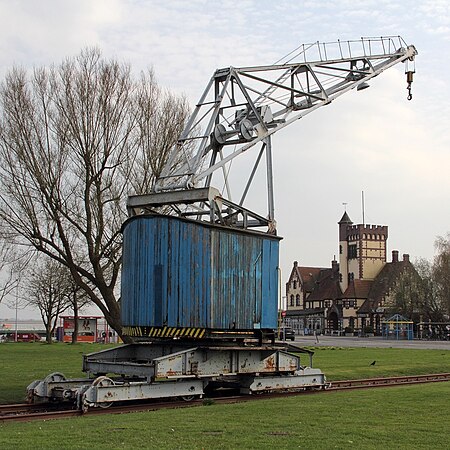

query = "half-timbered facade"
[{"left": 285, "top": 213, "right": 418, "bottom": 335}]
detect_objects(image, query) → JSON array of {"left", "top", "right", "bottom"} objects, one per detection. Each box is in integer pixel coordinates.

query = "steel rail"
[
  {"left": 328, "top": 372, "right": 450, "bottom": 390},
  {"left": 2, "top": 373, "right": 449, "bottom": 423},
  {"left": 0, "top": 404, "right": 81, "bottom": 422}
]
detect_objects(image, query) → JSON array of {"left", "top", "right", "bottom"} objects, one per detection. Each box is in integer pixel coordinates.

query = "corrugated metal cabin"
[{"left": 121, "top": 215, "right": 281, "bottom": 338}]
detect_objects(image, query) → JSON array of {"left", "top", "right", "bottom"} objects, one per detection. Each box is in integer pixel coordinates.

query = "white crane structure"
[{"left": 128, "top": 36, "right": 417, "bottom": 234}]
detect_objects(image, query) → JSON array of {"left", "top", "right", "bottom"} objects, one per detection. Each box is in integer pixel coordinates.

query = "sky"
[{"left": 0, "top": 0, "right": 449, "bottom": 319}]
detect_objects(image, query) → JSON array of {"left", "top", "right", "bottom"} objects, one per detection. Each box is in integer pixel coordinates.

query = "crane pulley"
[{"left": 128, "top": 36, "right": 417, "bottom": 233}]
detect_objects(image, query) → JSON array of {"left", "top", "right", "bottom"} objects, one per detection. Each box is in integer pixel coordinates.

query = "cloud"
[
  {"left": 0, "top": 0, "right": 123, "bottom": 77},
  {"left": 0, "top": 0, "right": 449, "bottom": 312}
]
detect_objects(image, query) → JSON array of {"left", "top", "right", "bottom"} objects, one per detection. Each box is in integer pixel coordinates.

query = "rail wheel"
[
  {"left": 43, "top": 372, "right": 66, "bottom": 383},
  {"left": 26, "top": 390, "right": 34, "bottom": 404},
  {"left": 92, "top": 376, "right": 115, "bottom": 409},
  {"left": 179, "top": 385, "right": 200, "bottom": 401}
]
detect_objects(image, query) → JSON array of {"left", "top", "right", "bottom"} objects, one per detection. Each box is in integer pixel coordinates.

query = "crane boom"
[{"left": 129, "top": 36, "right": 417, "bottom": 233}]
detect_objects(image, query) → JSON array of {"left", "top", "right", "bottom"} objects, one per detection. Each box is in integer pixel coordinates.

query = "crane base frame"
[{"left": 27, "top": 342, "right": 326, "bottom": 411}]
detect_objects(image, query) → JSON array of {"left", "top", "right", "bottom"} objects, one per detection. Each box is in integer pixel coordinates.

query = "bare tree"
[
  {"left": 0, "top": 263, "right": 17, "bottom": 305},
  {"left": 433, "top": 233, "right": 450, "bottom": 317},
  {"left": 391, "top": 244, "right": 450, "bottom": 325},
  {"left": 0, "top": 49, "right": 189, "bottom": 338},
  {"left": 413, "top": 257, "right": 445, "bottom": 322},
  {"left": 26, "top": 258, "right": 71, "bottom": 343},
  {"left": 127, "top": 69, "right": 191, "bottom": 193},
  {"left": 388, "top": 263, "right": 425, "bottom": 321},
  {"left": 0, "top": 241, "right": 31, "bottom": 304}
]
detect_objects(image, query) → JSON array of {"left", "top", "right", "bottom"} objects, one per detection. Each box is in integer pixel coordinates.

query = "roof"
[
  {"left": 287, "top": 264, "right": 325, "bottom": 293},
  {"left": 288, "top": 261, "right": 342, "bottom": 302},
  {"left": 358, "top": 298, "right": 376, "bottom": 314},
  {"left": 358, "top": 260, "right": 419, "bottom": 314},
  {"left": 286, "top": 307, "right": 325, "bottom": 317},
  {"left": 338, "top": 211, "right": 352, "bottom": 224},
  {"left": 383, "top": 314, "right": 413, "bottom": 323},
  {"left": 342, "top": 279, "right": 373, "bottom": 299},
  {"left": 308, "top": 268, "right": 342, "bottom": 301},
  {"left": 368, "top": 260, "right": 413, "bottom": 304},
  {"left": 298, "top": 267, "right": 323, "bottom": 291}
]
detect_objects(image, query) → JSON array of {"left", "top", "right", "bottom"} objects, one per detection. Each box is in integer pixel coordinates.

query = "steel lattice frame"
[{"left": 128, "top": 36, "right": 417, "bottom": 232}]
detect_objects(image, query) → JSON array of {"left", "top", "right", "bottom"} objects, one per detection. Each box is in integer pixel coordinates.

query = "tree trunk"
[
  {"left": 102, "top": 292, "right": 133, "bottom": 344},
  {"left": 46, "top": 324, "right": 53, "bottom": 344}
]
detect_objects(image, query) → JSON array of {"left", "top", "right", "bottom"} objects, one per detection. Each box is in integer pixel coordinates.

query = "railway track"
[
  {"left": 328, "top": 372, "right": 450, "bottom": 390},
  {"left": 0, "top": 403, "right": 82, "bottom": 422},
  {"left": 0, "top": 398, "right": 203, "bottom": 423},
  {"left": 2, "top": 372, "right": 449, "bottom": 423}
]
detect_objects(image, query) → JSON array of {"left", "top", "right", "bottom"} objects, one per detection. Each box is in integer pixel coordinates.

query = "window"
[
  {"left": 339, "top": 244, "right": 343, "bottom": 254},
  {"left": 293, "top": 280, "right": 297, "bottom": 289},
  {"left": 348, "top": 244, "right": 357, "bottom": 259},
  {"left": 296, "top": 294, "right": 301, "bottom": 306},
  {"left": 290, "top": 295, "right": 294, "bottom": 307}
]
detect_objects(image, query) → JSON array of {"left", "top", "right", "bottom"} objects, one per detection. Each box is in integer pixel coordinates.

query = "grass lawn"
[
  {"left": 308, "top": 346, "right": 450, "bottom": 381},
  {"left": 0, "top": 342, "right": 115, "bottom": 404},
  {"left": 0, "top": 383, "right": 449, "bottom": 449},
  {"left": 1, "top": 342, "right": 449, "bottom": 403},
  {"left": 0, "top": 342, "right": 449, "bottom": 449}
]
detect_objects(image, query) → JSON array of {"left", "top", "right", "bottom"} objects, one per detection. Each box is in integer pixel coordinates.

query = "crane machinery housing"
[{"left": 28, "top": 36, "right": 417, "bottom": 411}]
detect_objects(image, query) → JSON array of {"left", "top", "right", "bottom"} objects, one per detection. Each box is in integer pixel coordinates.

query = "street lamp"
[{"left": 14, "top": 281, "right": 19, "bottom": 342}]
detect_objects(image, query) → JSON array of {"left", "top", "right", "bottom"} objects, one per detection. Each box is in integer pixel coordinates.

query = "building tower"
[
  {"left": 338, "top": 212, "right": 388, "bottom": 293},
  {"left": 338, "top": 211, "right": 353, "bottom": 293}
]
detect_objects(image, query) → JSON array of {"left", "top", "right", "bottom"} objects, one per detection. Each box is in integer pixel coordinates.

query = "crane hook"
[
  {"left": 406, "top": 71, "right": 414, "bottom": 101},
  {"left": 407, "top": 85, "right": 412, "bottom": 101}
]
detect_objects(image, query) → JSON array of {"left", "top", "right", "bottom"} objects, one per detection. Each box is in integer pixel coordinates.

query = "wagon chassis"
[{"left": 27, "top": 341, "right": 325, "bottom": 412}]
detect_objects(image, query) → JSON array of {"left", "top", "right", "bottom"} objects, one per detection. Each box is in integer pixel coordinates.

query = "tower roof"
[{"left": 338, "top": 211, "right": 352, "bottom": 225}]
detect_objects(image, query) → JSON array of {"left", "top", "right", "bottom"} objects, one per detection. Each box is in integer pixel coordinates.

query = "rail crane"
[{"left": 28, "top": 36, "right": 417, "bottom": 411}]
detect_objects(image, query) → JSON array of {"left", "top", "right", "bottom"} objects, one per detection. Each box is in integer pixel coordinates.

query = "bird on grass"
[{"left": 370, "top": 361, "right": 376, "bottom": 366}]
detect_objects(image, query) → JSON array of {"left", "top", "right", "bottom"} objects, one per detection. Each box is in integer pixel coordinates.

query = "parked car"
[
  {"left": 7, "top": 332, "right": 41, "bottom": 342},
  {"left": 279, "top": 327, "right": 295, "bottom": 341}
]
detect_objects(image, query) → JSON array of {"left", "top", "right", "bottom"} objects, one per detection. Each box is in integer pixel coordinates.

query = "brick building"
[{"left": 285, "top": 212, "right": 418, "bottom": 335}]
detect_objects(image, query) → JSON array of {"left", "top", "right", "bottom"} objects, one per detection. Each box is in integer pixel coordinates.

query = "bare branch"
[{"left": 0, "top": 49, "right": 188, "bottom": 335}]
